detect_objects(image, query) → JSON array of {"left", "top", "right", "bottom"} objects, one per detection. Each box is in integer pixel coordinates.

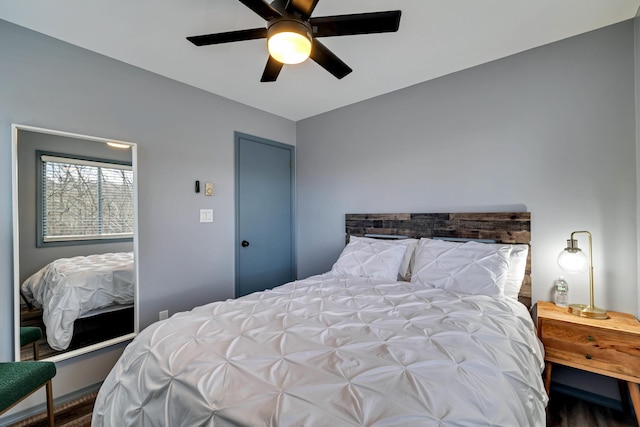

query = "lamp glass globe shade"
[
  {"left": 557, "top": 249, "right": 588, "bottom": 273},
  {"left": 268, "top": 32, "right": 311, "bottom": 64}
]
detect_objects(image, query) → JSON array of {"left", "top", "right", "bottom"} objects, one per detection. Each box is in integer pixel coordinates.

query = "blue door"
[{"left": 235, "top": 133, "right": 295, "bottom": 297}]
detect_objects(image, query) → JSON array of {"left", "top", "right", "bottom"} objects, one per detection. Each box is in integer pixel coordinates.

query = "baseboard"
[
  {"left": 0, "top": 382, "right": 102, "bottom": 426},
  {"left": 551, "top": 381, "right": 624, "bottom": 412}
]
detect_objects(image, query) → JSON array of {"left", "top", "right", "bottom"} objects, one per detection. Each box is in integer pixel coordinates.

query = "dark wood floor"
[
  {"left": 7, "top": 390, "right": 95, "bottom": 427},
  {"left": 7, "top": 390, "right": 638, "bottom": 426},
  {"left": 547, "top": 391, "right": 638, "bottom": 427}
]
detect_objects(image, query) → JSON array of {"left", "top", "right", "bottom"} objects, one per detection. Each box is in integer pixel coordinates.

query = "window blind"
[{"left": 41, "top": 155, "right": 134, "bottom": 242}]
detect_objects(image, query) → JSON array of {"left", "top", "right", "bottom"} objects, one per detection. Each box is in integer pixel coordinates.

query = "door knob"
[{"left": 241, "top": 240, "right": 250, "bottom": 247}]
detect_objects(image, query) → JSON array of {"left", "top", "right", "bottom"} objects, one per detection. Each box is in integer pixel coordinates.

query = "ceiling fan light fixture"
[
  {"left": 187, "top": 2, "right": 402, "bottom": 82},
  {"left": 267, "top": 19, "right": 312, "bottom": 65}
]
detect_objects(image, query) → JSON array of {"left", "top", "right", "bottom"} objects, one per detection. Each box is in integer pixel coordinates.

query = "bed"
[
  {"left": 93, "top": 213, "right": 547, "bottom": 426},
  {"left": 20, "top": 251, "right": 135, "bottom": 351}
]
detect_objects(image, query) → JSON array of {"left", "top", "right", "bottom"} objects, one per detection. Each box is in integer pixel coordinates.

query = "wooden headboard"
[{"left": 345, "top": 212, "right": 532, "bottom": 308}]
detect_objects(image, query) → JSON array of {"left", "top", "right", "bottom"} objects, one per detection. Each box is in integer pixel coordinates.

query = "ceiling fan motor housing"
[{"left": 267, "top": 18, "right": 312, "bottom": 42}]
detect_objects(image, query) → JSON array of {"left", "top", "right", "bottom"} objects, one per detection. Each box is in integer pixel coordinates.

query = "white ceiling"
[{"left": 1, "top": 1, "right": 639, "bottom": 121}]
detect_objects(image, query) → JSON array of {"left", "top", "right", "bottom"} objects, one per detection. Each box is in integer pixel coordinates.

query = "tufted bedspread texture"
[
  {"left": 21, "top": 252, "right": 134, "bottom": 350},
  {"left": 93, "top": 274, "right": 547, "bottom": 426}
]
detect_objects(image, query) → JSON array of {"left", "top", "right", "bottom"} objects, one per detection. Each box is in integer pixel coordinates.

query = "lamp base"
[{"left": 568, "top": 303, "right": 608, "bottom": 319}]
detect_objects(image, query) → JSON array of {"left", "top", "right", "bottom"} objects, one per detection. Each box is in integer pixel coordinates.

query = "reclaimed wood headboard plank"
[{"left": 345, "top": 212, "right": 532, "bottom": 308}]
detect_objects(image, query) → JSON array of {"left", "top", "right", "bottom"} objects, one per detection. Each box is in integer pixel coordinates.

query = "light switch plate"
[
  {"left": 200, "top": 209, "right": 213, "bottom": 223},
  {"left": 204, "top": 182, "right": 214, "bottom": 196}
]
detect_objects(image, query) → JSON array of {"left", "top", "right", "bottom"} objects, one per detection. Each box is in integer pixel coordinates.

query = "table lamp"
[{"left": 557, "top": 230, "right": 608, "bottom": 319}]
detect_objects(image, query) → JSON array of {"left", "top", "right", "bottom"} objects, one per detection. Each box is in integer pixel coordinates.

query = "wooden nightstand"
[{"left": 536, "top": 301, "right": 640, "bottom": 424}]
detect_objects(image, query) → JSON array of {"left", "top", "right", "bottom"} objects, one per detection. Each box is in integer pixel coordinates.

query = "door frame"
[{"left": 234, "top": 131, "right": 296, "bottom": 297}]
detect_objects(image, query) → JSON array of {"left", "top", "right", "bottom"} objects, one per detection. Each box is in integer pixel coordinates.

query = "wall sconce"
[{"left": 557, "top": 230, "right": 608, "bottom": 319}]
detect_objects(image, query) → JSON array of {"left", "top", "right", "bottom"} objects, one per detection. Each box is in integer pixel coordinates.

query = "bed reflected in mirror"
[{"left": 12, "top": 124, "right": 138, "bottom": 362}]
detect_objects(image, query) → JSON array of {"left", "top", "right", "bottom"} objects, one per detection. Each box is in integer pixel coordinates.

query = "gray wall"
[
  {"left": 296, "top": 20, "right": 638, "bottom": 400},
  {"left": 0, "top": 18, "right": 295, "bottom": 414}
]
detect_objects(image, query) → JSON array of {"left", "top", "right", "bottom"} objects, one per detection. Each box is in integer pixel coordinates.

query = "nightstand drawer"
[{"left": 540, "top": 318, "right": 640, "bottom": 380}]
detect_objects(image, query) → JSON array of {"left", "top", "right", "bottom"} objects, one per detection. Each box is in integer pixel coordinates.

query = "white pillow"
[
  {"left": 501, "top": 244, "right": 529, "bottom": 299},
  {"left": 411, "top": 238, "right": 512, "bottom": 297},
  {"left": 330, "top": 238, "right": 408, "bottom": 281},
  {"left": 348, "top": 236, "right": 418, "bottom": 281}
]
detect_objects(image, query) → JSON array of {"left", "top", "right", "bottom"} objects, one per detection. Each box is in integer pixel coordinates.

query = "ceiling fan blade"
[
  {"left": 261, "top": 56, "right": 284, "bottom": 82},
  {"left": 269, "top": 0, "right": 289, "bottom": 14},
  {"left": 286, "top": 0, "right": 320, "bottom": 20},
  {"left": 309, "top": 39, "right": 352, "bottom": 79},
  {"left": 310, "top": 10, "right": 401, "bottom": 37},
  {"left": 187, "top": 28, "right": 267, "bottom": 46},
  {"left": 238, "top": 0, "right": 282, "bottom": 20}
]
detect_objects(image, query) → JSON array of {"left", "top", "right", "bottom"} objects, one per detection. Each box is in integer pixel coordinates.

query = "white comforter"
[
  {"left": 21, "top": 252, "right": 134, "bottom": 350},
  {"left": 93, "top": 275, "right": 547, "bottom": 426}
]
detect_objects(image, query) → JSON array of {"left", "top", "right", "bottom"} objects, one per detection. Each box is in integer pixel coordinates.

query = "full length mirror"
[{"left": 12, "top": 124, "right": 138, "bottom": 362}]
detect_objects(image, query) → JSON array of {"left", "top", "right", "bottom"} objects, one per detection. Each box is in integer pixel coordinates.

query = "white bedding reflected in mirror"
[{"left": 12, "top": 124, "right": 138, "bottom": 362}]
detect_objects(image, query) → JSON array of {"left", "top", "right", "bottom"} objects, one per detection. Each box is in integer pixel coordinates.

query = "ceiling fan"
[{"left": 187, "top": 0, "right": 401, "bottom": 82}]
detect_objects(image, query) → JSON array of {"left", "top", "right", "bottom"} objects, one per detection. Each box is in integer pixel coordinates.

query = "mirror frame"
[{"left": 12, "top": 124, "right": 139, "bottom": 362}]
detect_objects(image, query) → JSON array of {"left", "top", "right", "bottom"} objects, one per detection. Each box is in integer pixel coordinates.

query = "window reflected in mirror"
[{"left": 38, "top": 153, "right": 134, "bottom": 245}]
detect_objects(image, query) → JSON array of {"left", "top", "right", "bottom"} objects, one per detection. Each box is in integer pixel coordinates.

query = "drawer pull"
[
  {"left": 585, "top": 354, "right": 592, "bottom": 360},
  {"left": 587, "top": 336, "right": 595, "bottom": 342}
]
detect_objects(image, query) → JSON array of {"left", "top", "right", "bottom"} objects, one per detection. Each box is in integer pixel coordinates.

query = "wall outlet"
[{"left": 159, "top": 310, "right": 169, "bottom": 320}]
